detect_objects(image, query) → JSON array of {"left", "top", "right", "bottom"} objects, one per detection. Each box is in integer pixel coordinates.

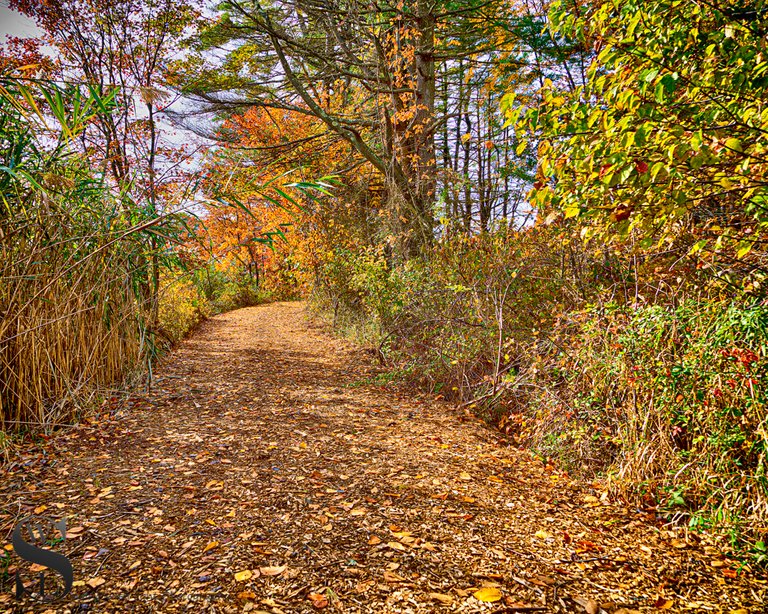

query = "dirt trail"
[{"left": 1, "top": 302, "right": 764, "bottom": 612}]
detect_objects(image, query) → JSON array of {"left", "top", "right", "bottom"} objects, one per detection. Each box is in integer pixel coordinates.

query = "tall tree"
[
  {"left": 12, "top": 0, "right": 199, "bottom": 324},
  {"left": 176, "top": 0, "right": 561, "bottom": 252}
]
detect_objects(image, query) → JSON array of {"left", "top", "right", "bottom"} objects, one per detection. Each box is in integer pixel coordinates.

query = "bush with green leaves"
[
  {"left": 515, "top": 299, "right": 768, "bottom": 552},
  {"left": 515, "top": 0, "right": 768, "bottom": 290}
]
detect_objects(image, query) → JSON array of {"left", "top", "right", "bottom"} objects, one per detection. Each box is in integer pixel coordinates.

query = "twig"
[
  {"left": 94, "top": 551, "right": 112, "bottom": 574},
  {"left": 511, "top": 575, "right": 544, "bottom": 596},
  {"left": 285, "top": 584, "right": 310, "bottom": 599}
]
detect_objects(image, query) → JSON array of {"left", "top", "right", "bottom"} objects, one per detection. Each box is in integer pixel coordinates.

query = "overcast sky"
[{"left": 0, "top": 0, "right": 41, "bottom": 41}]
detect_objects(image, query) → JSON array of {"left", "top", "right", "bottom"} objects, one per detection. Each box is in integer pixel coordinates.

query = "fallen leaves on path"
[{"left": 0, "top": 303, "right": 764, "bottom": 612}]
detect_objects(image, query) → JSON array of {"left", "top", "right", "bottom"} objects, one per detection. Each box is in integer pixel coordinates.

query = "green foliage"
[
  {"left": 520, "top": 0, "right": 768, "bottom": 288},
  {"left": 515, "top": 299, "right": 768, "bottom": 551}
]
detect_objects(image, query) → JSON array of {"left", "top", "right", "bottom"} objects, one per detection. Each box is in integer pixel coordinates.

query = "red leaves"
[
  {"left": 721, "top": 347, "right": 759, "bottom": 369},
  {"left": 308, "top": 592, "right": 329, "bottom": 608}
]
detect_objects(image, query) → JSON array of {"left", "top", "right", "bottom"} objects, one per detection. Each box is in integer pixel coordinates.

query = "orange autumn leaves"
[
  {"left": 201, "top": 104, "right": 380, "bottom": 296},
  {"left": 200, "top": 107, "right": 330, "bottom": 292}
]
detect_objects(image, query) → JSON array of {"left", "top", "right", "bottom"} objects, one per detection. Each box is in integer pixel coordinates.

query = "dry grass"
[
  {"left": 0, "top": 76, "right": 161, "bottom": 435},
  {"left": 0, "top": 218, "right": 147, "bottom": 431}
]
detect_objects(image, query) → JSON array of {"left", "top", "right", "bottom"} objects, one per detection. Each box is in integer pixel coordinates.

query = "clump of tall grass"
[
  {"left": 0, "top": 76, "right": 166, "bottom": 432},
  {"left": 525, "top": 301, "right": 768, "bottom": 551}
]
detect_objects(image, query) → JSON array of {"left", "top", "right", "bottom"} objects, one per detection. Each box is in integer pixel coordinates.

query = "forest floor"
[{"left": 1, "top": 302, "right": 766, "bottom": 613}]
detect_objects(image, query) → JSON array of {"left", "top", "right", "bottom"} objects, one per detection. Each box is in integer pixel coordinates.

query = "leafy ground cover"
[{"left": 1, "top": 303, "right": 764, "bottom": 612}]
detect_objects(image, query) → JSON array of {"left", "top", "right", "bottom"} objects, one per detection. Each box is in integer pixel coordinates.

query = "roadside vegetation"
[{"left": 1, "top": 0, "right": 766, "bottom": 558}]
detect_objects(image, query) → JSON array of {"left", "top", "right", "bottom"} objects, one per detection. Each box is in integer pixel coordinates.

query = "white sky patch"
[{"left": 0, "top": 0, "right": 42, "bottom": 40}]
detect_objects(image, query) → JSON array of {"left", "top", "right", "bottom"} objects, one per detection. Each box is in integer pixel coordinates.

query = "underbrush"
[
  {"left": 158, "top": 267, "right": 276, "bottom": 345},
  {"left": 522, "top": 301, "right": 768, "bottom": 555},
  {"left": 311, "top": 228, "right": 768, "bottom": 557}
]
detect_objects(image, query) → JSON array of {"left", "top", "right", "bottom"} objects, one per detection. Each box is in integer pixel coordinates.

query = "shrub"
[
  {"left": 157, "top": 276, "right": 213, "bottom": 344},
  {"left": 158, "top": 269, "right": 275, "bottom": 346},
  {"left": 516, "top": 299, "right": 768, "bottom": 549}
]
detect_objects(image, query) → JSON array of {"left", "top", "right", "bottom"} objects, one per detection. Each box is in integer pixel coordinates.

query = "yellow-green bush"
[{"left": 158, "top": 276, "right": 214, "bottom": 344}]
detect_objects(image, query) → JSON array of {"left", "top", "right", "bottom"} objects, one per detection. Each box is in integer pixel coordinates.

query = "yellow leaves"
[
  {"left": 736, "top": 241, "right": 753, "bottom": 259},
  {"left": 387, "top": 541, "right": 407, "bottom": 551},
  {"left": 233, "top": 564, "right": 283, "bottom": 582},
  {"left": 459, "top": 471, "right": 472, "bottom": 481},
  {"left": 564, "top": 205, "right": 581, "bottom": 219},
  {"left": 235, "top": 565, "right": 287, "bottom": 582},
  {"left": 473, "top": 587, "right": 502, "bottom": 602},
  {"left": 86, "top": 577, "right": 106, "bottom": 589},
  {"left": 205, "top": 480, "right": 224, "bottom": 491},
  {"left": 202, "top": 541, "right": 219, "bottom": 553},
  {"left": 534, "top": 529, "right": 552, "bottom": 540},
  {"left": 390, "top": 530, "right": 411, "bottom": 540}
]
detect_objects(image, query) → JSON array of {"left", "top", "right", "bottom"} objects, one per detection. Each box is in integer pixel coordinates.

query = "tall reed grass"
[
  {"left": 0, "top": 76, "right": 160, "bottom": 438},
  {"left": 0, "top": 206, "right": 147, "bottom": 430}
]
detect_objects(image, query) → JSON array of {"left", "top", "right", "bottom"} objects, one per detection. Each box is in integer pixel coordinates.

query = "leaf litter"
[{"left": 0, "top": 302, "right": 765, "bottom": 612}]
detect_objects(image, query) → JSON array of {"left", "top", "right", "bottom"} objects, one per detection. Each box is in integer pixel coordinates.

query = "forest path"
[{"left": 1, "top": 302, "right": 763, "bottom": 613}]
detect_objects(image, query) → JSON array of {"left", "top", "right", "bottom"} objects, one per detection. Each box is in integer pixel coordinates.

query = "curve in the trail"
[{"left": 0, "top": 302, "right": 762, "bottom": 612}]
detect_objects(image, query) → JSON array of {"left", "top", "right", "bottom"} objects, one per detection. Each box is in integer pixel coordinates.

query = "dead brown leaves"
[{"left": 0, "top": 303, "right": 764, "bottom": 612}]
